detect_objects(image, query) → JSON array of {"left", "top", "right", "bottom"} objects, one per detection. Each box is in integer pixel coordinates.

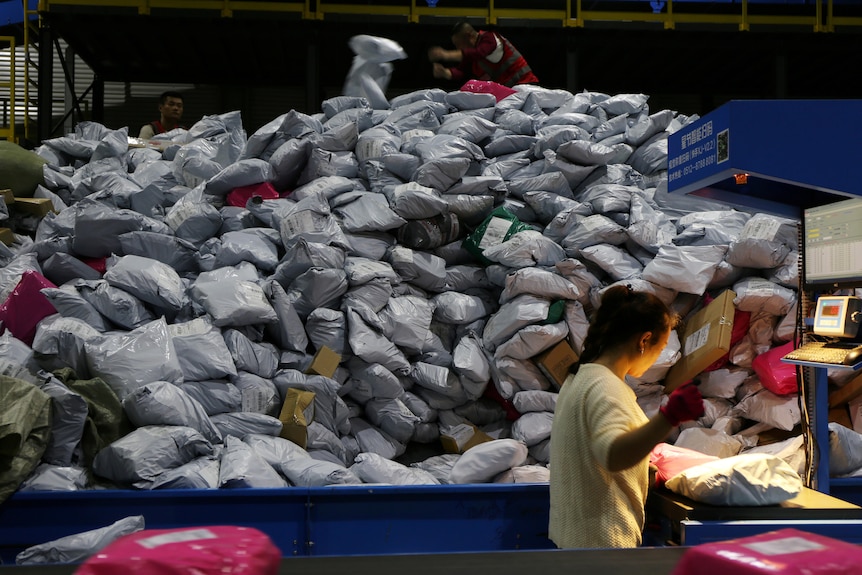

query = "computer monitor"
[
  {"left": 802, "top": 196, "right": 862, "bottom": 290},
  {"left": 812, "top": 295, "right": 862, "bottom": 338}
]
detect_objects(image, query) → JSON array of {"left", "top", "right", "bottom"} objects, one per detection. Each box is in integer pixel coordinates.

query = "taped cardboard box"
[
  {"left": 440, "top": 423, "right": 493, "bottom": 454},
  {"left": 535, "top": 339, "right": 578, "bottom": 389},
  {"left": 12, "top": 197, "right": 56, "bottom": 218},
  {"left": 305, "top": 345, "right": 340, "bottom": 379},
  {"left": 664, "top": 289, "right": 736, "bottom": 392},
  {"left": 278, "top": 388, "right": 315, "bottom": 449},
  {"left": 0, "top": 228, "right": 13, "bottom": 246}
]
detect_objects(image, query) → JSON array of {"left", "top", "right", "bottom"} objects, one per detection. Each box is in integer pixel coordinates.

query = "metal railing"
[{"left": 34, "top": 0, "right": 862, "bottom": 31}]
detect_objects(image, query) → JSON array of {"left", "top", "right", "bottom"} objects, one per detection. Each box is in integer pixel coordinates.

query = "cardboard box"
[
  {"left": 440, "top": 423, "right": 494, "bottom": 454},
  {"left": 12, "top": 197, "right": 56, "bottom": 218},
  {"left": 0, "top": 189, "right": 14, "bottom": 206},
  {"left": 304, "top": 345, "right": 341, "bottom": 379},
  {"left": 278, "top": 388, "right": 315, "bottom": 449},
  {"left": 0, "top": 228, "right": 14, "bottom": 246},
  {"left": 664, "top": 289, "right": 736, "bottom": 392},
  {"left": 829, "top": 370, "right": 862, "bottom": 408},
  {"left": 670, "top": 528, "right": 862, "bottom": 575},
  {"left": 535, "top": 339, "right": 578, "bottom": 389}
]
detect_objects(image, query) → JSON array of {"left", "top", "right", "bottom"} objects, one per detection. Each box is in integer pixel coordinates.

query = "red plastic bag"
[
  {"left": 649, "top": 442, "right": 719, "bottom": 487},
  {"left": 226, "top": 181, "right": 280, "bottom": 208},
  {"left": 752, "top": 341, "right": 799, "bottom": 396},
  {"left": 75, "top": 526, "right": 281, "bottom": 575},
  {"left": 459, "top": 79, "right": 517, "bottom": 102},
  {"left": 81, "top": 257, "right": 107, "bottom": 275},
  {"left": 0, "top": 270, "right": 57, "bottom": 346}
]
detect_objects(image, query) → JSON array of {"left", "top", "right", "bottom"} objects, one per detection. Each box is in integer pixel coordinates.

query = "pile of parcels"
[{"left": 5, "top": 78, "right": 862, "bottom": 502}]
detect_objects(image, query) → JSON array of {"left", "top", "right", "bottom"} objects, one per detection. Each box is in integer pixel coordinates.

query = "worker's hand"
[
  {"left": 659, "top": 383, "right": 704, "bottom": 427},
  {"left": 428, "top": 46, "right": 446, "bottom": 62},
  {"left": 432, "top": 63, "right": 452, "bottom": 80}
]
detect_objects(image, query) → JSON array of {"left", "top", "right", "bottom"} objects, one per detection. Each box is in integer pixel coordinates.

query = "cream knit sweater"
[{"left": 548, "top": 363, "right": 650, "bottom": 548}]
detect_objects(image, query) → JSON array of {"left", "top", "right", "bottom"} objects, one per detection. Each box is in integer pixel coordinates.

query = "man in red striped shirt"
[
  {"left": 428, "top": 21, "right": 538, "bottom": 88},
  {"left": 138, "top": 91, "right": 186, "bottom": 140}
]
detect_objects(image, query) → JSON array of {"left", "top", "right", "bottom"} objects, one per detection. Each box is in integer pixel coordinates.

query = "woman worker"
[{"left": 549, "top": 284, "right": 705, "bottom": 548}]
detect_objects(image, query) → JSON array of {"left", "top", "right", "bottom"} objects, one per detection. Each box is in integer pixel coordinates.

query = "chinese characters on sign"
[{"left": 668, "top": 120, "right": 729, "bottom": 184}]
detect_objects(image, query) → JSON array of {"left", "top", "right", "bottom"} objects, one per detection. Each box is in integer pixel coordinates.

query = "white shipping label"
[
  {"left": 402, "top": 129, "right": 434, "bottom": 141},
  {"left": 742, "top": 217, "right": 781, "bottom": 241},
  {"left": 478, "top": 216, "right": 513, "bottom": 250},
  {"left": 634, "top": 221, "right": 658, "bottom": 245},
  {"left": 0, "top": 359, "right": 32, "bottom": 381},
  {"left": 282, "top": 211, "right": 326, "bottom": 237},
  {"left": 135, "top": 528, "right": 217, "bottom": 549},
  {"left": 580, "top": 215, "right": 604, "bottom": 231},
  {"left": 390, "top": 247, "right": 414, "bottom": 264},
  {"left": 683, "top": 323, "right": 711, "bottom": 356},
  {"left": 397, "top": 182, "right": 431, "bottom": 193},
  {"left": 445, "top": 423, "right": 475, "bottom": 450},
  {"left": 242, "top": 388, "right": 270, "bottom": 413},
  {"left": 743, "top": 536, "right": 826, "bottom": 556},
  {"left": 165, "top": 200, "right": 198, "bottom": 230},
  {"left": 745, "top": 279, "right": 778, "bottom": 296},
  {"left": 239, "top": 282, "right": 267, "bottom": 306},
  {"left": 168, "top": 316, "right": 210, "bottom": 338},
  {"left": 356, "top": 139, "right": 386, "bottom": 160},
  {"left": 52, "top": 316, "right": 100, "bottom": 339}
]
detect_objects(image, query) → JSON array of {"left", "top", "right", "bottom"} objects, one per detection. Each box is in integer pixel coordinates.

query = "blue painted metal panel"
[
  {"left": 0, "top": 488, "right": 310, "bottom": 564},
  {"left": 304, "top": 484, "right": 554, "bottom": 556},
  {"left": 668, "top": 100, "right": 862, "bottom": 217},
  {"left": 0, "top": 484, "right": 553, "bottom": 563},
  {"left": 0, "top": 0, "right": 36, "bottom": 27}
]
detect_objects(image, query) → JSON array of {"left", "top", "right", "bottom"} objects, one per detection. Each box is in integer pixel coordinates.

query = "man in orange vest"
[
  {"left": 428, "top": 22, "right": 538, "bottom": 88},
  {"left": 138, "top": 91, "right": 186, "bottom": 139}
]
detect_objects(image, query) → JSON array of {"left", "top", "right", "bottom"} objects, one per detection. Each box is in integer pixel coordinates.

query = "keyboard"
[{"left": 782, "top": 341, "right": 862, "bottom": 366}]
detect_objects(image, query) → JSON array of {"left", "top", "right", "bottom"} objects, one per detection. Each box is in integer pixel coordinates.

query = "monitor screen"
[{"left": 802, "top": 196, "right": 862, "bottom": 290}]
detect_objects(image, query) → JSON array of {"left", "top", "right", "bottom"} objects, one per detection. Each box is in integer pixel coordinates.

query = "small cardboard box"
[
  {"left": 440, "top": 423, "right": 494, "bottom": 454},
  {"left": 305, "top": 345, "right": 341, "bottom": 379},
  {"left": 278, "top": 388, "right": 315, "bottom": 449},
  {"left": 535, "top": 339, "right": 578, "bottom": 389},
  {"left": 12, "top": 197, "right": 56, "bottom": 218},
  {"left": 0, "top": 189, "right": 14, "bottom": 206},
  {"left": 0, "top": 228, "right": 14, "bottom": 246},
  {"left": 670, "top": 527, "right": 862, "bottom": 575},
  {"left": 664, "top": 289, "right": 736, "bottom": 392}
]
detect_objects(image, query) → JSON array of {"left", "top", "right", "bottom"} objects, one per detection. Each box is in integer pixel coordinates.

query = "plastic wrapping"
[
  {"left": 85, "top": 318, "right": 183, "bottom": 400},
  {"left": 123, "top": 381, "right": 223, "bottom": 444},
  {"left": 665, "top": 452, "right": 801, "bottom": 506},
  {"left": 351, "top": 451, "right": 439, "bottom": 485},
  {"left": 92, "top": 426, "right": 214, "bottom": 486},
  {"left": 449, "top": 439, "right": 528, "bottom": 484},
  {"left": 16, "top": 515, "right": 145, "bottom": 566},
  {"left": 169, "top": 317, "right": 237, "bottom": 381},
  {"left": 75, "top": 525, "right": 281, "bottom": 575}
]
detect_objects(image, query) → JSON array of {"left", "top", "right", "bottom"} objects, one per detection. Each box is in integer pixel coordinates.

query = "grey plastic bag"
[{"left": 15, "top": 515, "right": 145, "bottom": 566}]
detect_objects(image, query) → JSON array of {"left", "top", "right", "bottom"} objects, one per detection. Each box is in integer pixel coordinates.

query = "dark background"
[{"left": 6, "top": 1, "right": 862, "bottom": 135}]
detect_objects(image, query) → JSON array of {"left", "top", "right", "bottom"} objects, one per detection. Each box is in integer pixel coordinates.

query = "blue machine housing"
[{"left": 667, "top": 99, "right": 862, "bottom": 219}]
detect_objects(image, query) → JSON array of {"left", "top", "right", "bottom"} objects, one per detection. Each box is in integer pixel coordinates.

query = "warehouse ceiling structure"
[{"left": 17, "top": 0, "right": 862, "bottom": 139}]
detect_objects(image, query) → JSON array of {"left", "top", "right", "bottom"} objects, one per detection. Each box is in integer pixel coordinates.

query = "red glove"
[{"left": 660, "top": 384, "right": 705, "bottom": 427}]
